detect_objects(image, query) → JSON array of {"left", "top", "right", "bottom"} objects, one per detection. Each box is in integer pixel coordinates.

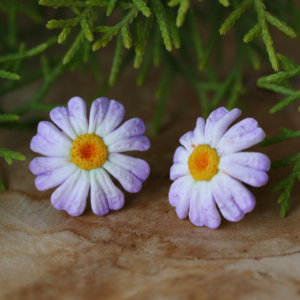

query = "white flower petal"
[
  {"left": 103, "top": 118, "right": 146, "bottom": 146},
  {"left": 218, "top": 161, "right": 269, "bottom": 187},
  {"left": 175, "top": 176, "right": 194, "bottom": 219},
  {"left": 107, "top": 136, "right": 150, "bottom": 153},
  {"left": 205, "top": 107, "right": 228, "bottom": 144},
  {"left": 169, "top": 175, "right": 193, "bottom": 207},
  {"left": 211, "top": 173, "right": 245, "bottom": 222},
  {"left": 95, "top": 100, "right": 125, "bottom": 138},
  {"left": 50, "top": 107, "right": 77, "bottom": 140},
  {"left": 173, "top": 146, "right": 190, "bottom": 164},
  {"left": 103, "top": 160, "right": 142, "bottom": 193},
  {"left": 30, "top": 157, "right": 71, "bottom": 175},
  {"left": 51, "top": 169, "right": 90, "bottom": 216},
  {"left": 209, "top": 108, "right": 241, "bottom": 148},
  {"left": 193, "top": 117, "right": 206, "bottom": 145},
  {"left": 30, "top": 121, "right": 72, "bottom": 157},
  {"left": 108, "top": 153, "right": 150, "bottom": 182},
  {"left": 220, "top": 152, "right": 271, "bottom": 171},
  {"left": 179, "top": 131, "right": 197, "bottom": 153},
  {"left": 170, "top": 163, "right": 189, "bottom": 181},
  {"left": 189, "top": 181, "right": 221, "bottom": 228},
  {"left": 90, "top": 168, "right": 125, "bottom": 215},
  {"left": 88, "top": 97, "right": 110, "bottom": 134},
  {"left": 217, "top": 118, "right": 266, "bottom": 156}
]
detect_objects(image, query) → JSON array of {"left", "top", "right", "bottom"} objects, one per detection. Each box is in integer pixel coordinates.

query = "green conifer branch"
[
  {"left": 153, "top": 25, "right": 162, "bottom": 66},
  {"left": 108, "top": 33, "right": 123, "bottom": 86},
  {"left": 277, "top": 54, "right": 299, "bottom": 72},
  {"left": 133, "top": 0, "right": 151, "bottom": 17},
  {"left": 265, "top": 11, "right": 296, "bottom": 39},
  {"left": 92, "top": 8, "right": 138, "bottom": 50},
  {"left": 39, "top": 0, "right": 88, "bottom": 7},
  {"left": 58, "top": 27, "right": 72, "bottom": 44},
  {"left": 269, "top": 93, "right": 300, "bottom": 114},
  {"left": 63, "top": 31, "right": 85, "bottom": 64},
  {"left": 176, "top": 0, "right": 190, "bottom": 28},
  {"left": 134, "top": 15, "right": 144, "bottom": 55},
  {"left": 0, "top": 114, "right": 19, "bottom": 122},
  {"left": 0, "top": 70, "right": 20, "bottom": 80},
  {"left": 219, "top": 0, "right": 230, "bottom": 7},
  {"left": 254, "top": 0, "right": 279, "bottom": 71},
  {"left": 106, "top": 0, "right": 118, "bottom": 16},
  {"left": 0, "top": 37, "right": 56, "bottom": 63},
  {"left": 243, "top": 23, "right": 261, "bottom": 43},
  {"left": 266, "top": 68, "right": 300, "bottom": 83},
  {"left": 0, "top": 148, "right": 26, "bottom": 165},
  {"left": 151, "top": 0, "right": 173, "bottom": 51},
  {"left": 165, "top": 6, "right": 181, "bottom": 49},
  {"left": 260, "top": 128, "right": 300, "bottom": 147},
  {"left": 80, "top": 18, "right": 94, "bottom": 42},
  {"left": 121, "top": 24, "right": 132, "bottom": 48},
  {"left": 271, "top": 154, "right": 298, "bottom": 170},
  {"left": 220, "top": 0, "right": 253, "bottom": 35}
]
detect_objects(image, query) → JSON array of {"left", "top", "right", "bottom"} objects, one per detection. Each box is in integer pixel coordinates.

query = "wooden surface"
[{"left": 1, "top": 66, "right": 300, "bottom": 300}]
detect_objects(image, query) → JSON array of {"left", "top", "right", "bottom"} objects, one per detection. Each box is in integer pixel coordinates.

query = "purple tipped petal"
[
  {"left": 107, "top": 135, "right": 150, "bottom": 153},
  {"left": 108, "top": 153, "right": 150, "bottom": 182},
  {"left": 51, "top": 169, "right": 90, "bottom": 216},
  {"left": 189, "top": 181, "right": 221, "bottom": 229},
  {"left": 193, "top": 117, "right": 205, "bottom": 145},
  {"left": 220, "top": 152, "right": 271, "bottom": 171},
  {"left": 211, "top": 173, "right": 245, "bottom": 222},
  {"left": 103, "top": 118, "right": 146, "bottom": 146},
  {"left": 217, "top": 118, "right": 266, "bottom": 156},
  {"left": 170, "top": 163, "right": 189, "bottom": 181},
  {"left": 173, "top": 146, "right": 190, "bottom": 164},
  {"left": 30, "top": 157, "right": 71, "bottom": 175},
  {"left": 90, "top": 168, "right": 125, "bottom": 215},
  {"left": 205, "top": 107, "right": 228, "bottom": 144},
  {"left": 35, "top": 163, "right": 78, "bottom": 191},
  {"left": 95, "top": 100, "right": 125, "bottom": 138},
  {"left": 218, "top": 173, "right": 256, "bottom": 213},
  {"left": 50, "top": 107, "right": 77, "bottom": 140},
  {"left": 209, "top": 108, "right": 242, "bottom": 148},
  {"left": 88, "top": 97, "right": 110, "bottom": 134},
  {"left": 30, "top": 121, "right": 72, "bottom": 157},
  {"left": 218, "top": 162, "right": 269, "bottom": 187},
  {"left": 103, "top": 160, "right": 142, "bottom": 193},
  {"left": 179, "top": 131, "right": 197, "bottom": 153},
  {"left": 169, "top": 175, "right": 193, "bottom": 207}
]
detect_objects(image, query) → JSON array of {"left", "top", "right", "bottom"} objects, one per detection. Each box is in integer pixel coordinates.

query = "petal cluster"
[
  {"left": 169, "top": 107, "right": 270, "bottom": 229},
  {"left": 30, "top": 97, "right": 150, "bottom": 216}
]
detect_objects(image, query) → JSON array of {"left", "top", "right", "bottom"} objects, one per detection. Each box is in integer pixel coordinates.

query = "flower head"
[
  {"left": 169, "top": 107, "right": 270, "bottom": 229},
  {"left": 29, "top": 97, "right": 150, "bottom": 216}
]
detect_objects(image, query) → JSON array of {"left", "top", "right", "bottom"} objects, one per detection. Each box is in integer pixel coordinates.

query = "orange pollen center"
[
  {"left": 70, "top": 133, "right": 107, "bottom": 171},
  {"left": 188, "top": 144, "right": 220, "bottom": 181}
]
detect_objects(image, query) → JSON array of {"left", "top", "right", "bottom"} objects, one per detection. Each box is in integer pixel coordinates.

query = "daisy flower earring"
[
  {"left": 29, "top": 97, "right": 150, "bottom": 216},
  {"left": 169, "top": 107, "right": 270, "bottom": 229}
]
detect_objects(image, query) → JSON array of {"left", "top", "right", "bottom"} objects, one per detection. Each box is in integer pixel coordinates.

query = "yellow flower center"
[
  {"left": 70, "top": 133, "right": 107, "bottom": 171},
  {"left": 188, "top": 144, "right": 220, "bottom": 181}
]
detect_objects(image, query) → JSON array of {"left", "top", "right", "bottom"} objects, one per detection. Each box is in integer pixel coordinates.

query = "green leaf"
[
  {"left": 151, "top": 0, "right": 173, "bottom": 51},
  {"left": 0, "top": 148, "right": 26, "bottom": 165},
  {"left": 0, "top": 114, "right": 19, "bottom": 122},
  {"left": 220, "top": 0, "right": 253, "bottom": 35},
  {"left": 0, "top": 70, "right": 20, "bottom": 80}
]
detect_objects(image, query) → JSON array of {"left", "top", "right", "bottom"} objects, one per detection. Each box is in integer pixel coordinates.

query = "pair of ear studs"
[{"left": 29, "top": 97, "right": 270, "bottom": 229}]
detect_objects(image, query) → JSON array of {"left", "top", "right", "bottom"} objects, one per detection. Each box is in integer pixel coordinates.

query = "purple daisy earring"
[
  {"left": 169, "top": 107, "right": 270, "bottom": 229},
  {"left": 29, "top": 97, "right": 150, "bottom": 216}
]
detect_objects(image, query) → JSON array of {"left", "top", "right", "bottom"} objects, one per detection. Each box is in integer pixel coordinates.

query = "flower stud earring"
[
  {"left": 169, "top": 107, "right": 270, "bottom": 229},
  {"left": 29, "top": 97, "right": 150, "bottom": 216}
]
